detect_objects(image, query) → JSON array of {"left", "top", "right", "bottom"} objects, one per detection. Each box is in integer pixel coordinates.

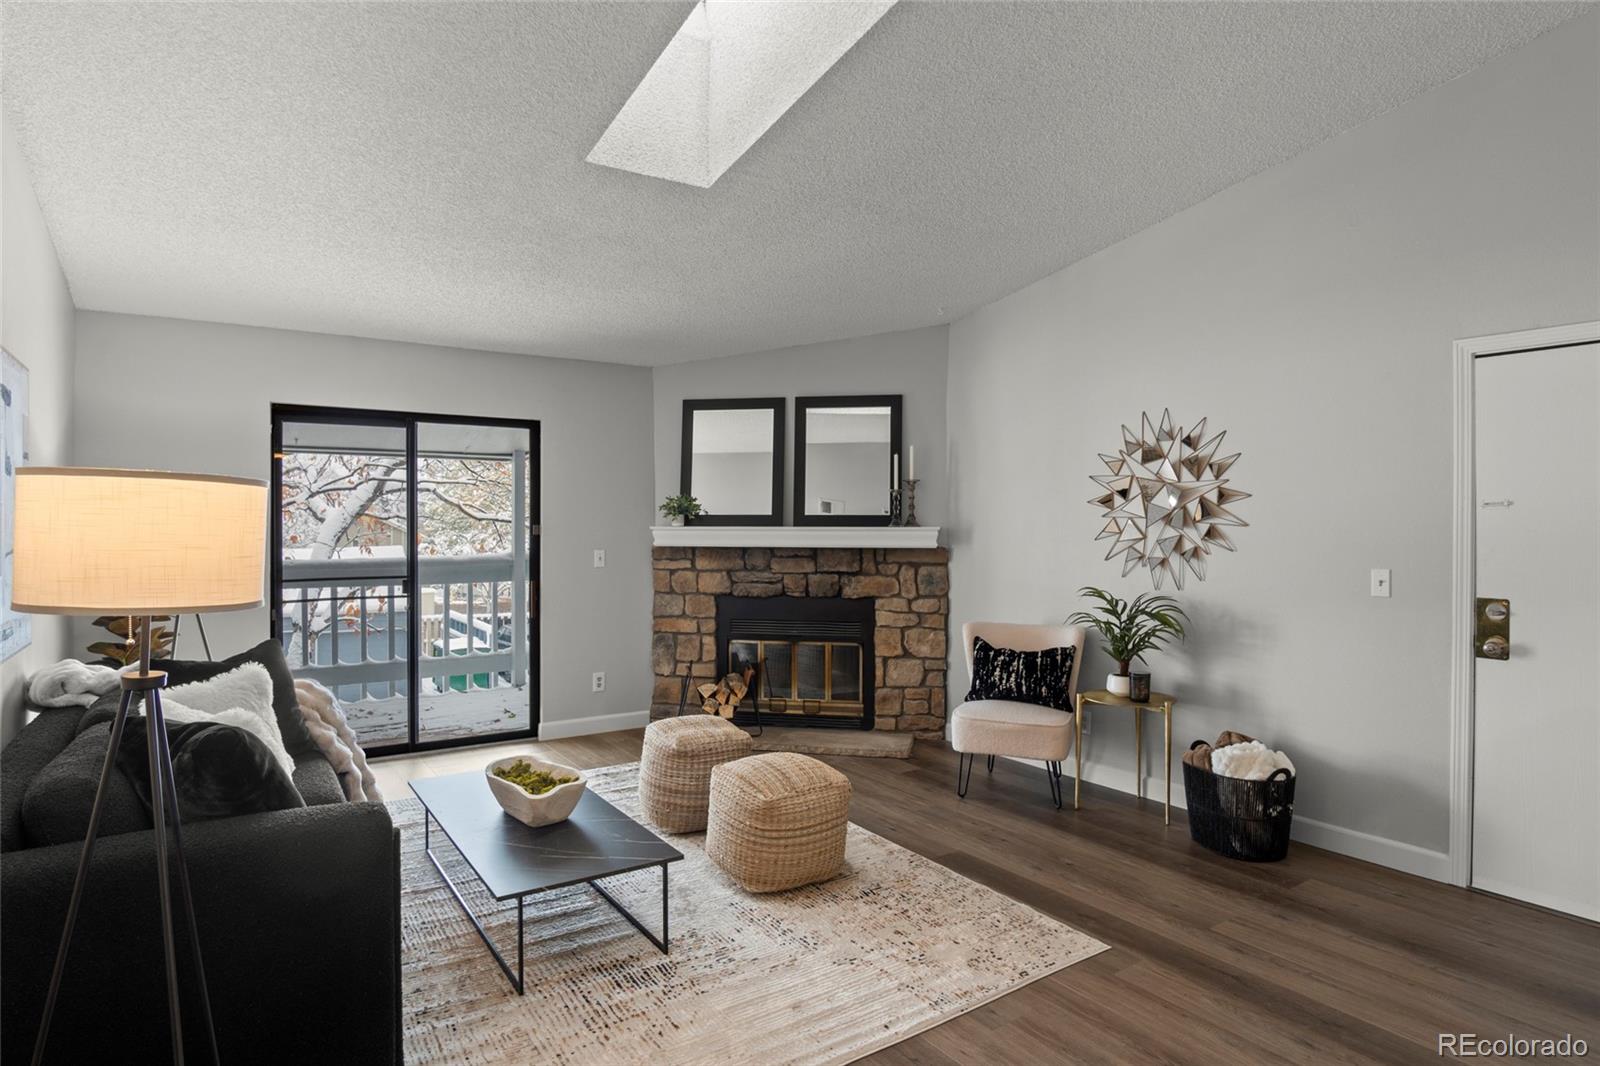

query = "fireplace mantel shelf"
[{"left": 650, "top": 525, "right": 941, "bottom": 549}]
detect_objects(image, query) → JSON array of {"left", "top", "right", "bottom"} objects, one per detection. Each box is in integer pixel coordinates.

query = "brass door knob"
[{"left": 1475, "top": 597, "right": 1511, "bottom": 660}]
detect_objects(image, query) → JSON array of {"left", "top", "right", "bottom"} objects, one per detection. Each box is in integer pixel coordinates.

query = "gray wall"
[
  {"left": 653, "top": 325, "right": 949, "bottom": 525},
  {"left": 0, "top": 107, "right": 76, "bottom": 746},
  {"left": 71, "top": 311, "right": 657, "bottom": 736},
  {"left": 945, "top": 14, "right": 1600, "bottom": 872}
]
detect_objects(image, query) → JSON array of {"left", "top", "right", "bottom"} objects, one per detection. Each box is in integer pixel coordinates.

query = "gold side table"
[{"left": 1073, "top": 689, "right": 1178, "bottom": 824}]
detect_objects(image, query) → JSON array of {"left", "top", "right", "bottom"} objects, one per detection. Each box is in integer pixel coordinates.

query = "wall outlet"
[
  {"left": 1370, "top": 568, "right": 1392, "bottom": 598},
  {"left": 591, "top": 671, "right": 606, "bottom": 693},
  {"left": 592, "top": 549, "right": 606, "bottom": 568}
]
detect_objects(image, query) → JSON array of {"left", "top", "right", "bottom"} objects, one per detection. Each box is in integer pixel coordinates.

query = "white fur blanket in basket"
[{"left": 1211, "top": 740, "right": 1295, "bottom": 781}]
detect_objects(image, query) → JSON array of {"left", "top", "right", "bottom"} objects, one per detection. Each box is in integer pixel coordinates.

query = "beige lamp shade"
[{"left": 10, "top": 467, "right": 267, "bottom": 615}]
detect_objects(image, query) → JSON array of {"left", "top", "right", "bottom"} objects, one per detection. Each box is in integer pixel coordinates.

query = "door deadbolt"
[{"left": 1475, "top": 597, "right": 1510, "bottom": 660}]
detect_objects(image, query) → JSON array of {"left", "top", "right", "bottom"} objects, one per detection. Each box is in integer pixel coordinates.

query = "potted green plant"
[
  {"left": 1067, "top": 586, "right": 1188, "bottom": 696},
  {"left": 659, "top": 493, "right": 704, "bottom": 526}
]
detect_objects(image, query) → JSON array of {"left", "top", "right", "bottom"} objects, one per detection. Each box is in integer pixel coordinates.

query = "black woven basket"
[{"left": 1181, "top": 740, "right": 1295, "bottom": 862}]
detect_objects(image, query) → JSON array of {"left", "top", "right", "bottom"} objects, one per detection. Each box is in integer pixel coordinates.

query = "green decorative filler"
[{"left": 491, "top": 761, "right": 577, "bottom": 796}]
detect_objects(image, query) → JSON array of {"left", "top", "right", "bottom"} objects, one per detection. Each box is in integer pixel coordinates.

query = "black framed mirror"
[
  {"left": 680, "top": 398, "right": 785, "bottom": 525},
  {"left": 794, "top": 395, "right": 903, "bottom": 526}
]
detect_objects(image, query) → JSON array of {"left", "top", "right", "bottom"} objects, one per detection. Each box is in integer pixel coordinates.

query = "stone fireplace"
[{"left": 651, "top": 546, "right": 949, "bottom": 736}]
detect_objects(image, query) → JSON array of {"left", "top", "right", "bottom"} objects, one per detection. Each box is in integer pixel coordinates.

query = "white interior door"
[{"left": 1472, "top": 340, "right": 1599, "bottom": 920}]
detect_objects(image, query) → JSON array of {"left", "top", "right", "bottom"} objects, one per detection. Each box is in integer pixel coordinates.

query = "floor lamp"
[{"left": 10, "top": 467, "right": 268, "bottom": 1066}]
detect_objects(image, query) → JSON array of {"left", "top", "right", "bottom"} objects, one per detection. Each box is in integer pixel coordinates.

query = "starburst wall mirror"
[{"left": 1089, "top": 410, "right": 1249, "bottom": 590}]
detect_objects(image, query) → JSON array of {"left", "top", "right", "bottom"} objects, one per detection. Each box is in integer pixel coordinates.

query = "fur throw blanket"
[
  {"left": 293, "top": 680, "right": 383, "bottom": 803},
  {"left": 1211, "top": 740, "right": 1295, "bottom": 781},
  {"left": 28, "top": 659, "right": 121, "bottom": 708}
]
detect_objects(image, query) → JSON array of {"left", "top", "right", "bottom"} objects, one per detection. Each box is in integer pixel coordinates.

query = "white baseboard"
[
  {"left": 1289, "top": 815, "right": 1452, "bottom": 883},
  {"left": 999, "top": 754, "right": 1453, "bottom": 884},
  {"left": 538, "top": 709, "right": 650, "bottom": 740},
  {"left": 998, "top": 754, "right": 1189, "bottom": 813}
]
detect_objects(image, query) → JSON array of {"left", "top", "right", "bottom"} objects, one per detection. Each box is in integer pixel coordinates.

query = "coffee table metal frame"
[{"left": 417, "top": 796, "right": 676, "bottom": 995}]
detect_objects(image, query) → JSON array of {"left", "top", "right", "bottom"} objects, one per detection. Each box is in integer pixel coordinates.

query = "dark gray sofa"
[{"left": 1, "top": 696, "right": 402, "bottom": 1065}]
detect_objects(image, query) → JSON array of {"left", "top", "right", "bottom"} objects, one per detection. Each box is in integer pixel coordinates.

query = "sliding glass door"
[
  {"left": 271, "top": 405, "right": 539, "bottom": 754},
  {"left": 414, "top": 420, "right": 536, "bottom": 745}
]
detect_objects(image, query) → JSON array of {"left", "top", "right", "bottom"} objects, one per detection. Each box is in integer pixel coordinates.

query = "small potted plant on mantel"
[
  {"left": 1068, "top": 586, "right": 1188, "bottom": 696},
  {"left": 659, "top": 493, "right": 704, "bottom": 527}
]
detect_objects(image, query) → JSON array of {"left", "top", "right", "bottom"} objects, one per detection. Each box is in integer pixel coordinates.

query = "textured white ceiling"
[{"left": 1, "top": 1, "right": 1589, "bottom": 366}]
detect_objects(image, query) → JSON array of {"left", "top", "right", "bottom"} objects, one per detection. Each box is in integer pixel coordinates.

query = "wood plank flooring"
[{"left": 371, "top": 730, "right": 1599, "bottom": 1065}]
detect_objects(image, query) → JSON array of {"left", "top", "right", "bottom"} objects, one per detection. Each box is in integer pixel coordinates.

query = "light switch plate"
[
  {"left": 1370, "top": 569, "right": 1392, "bottom": 597},
  {"left": 592, "top": 549, "right": 606, "bottom": 568}
]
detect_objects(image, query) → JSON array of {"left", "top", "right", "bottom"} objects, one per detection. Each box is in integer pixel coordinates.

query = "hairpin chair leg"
[
  {"left": 955, "top": 752, "right": 974, "bottom": 797},
  {"left": 985, "top": 754, "right": 995, "bottom": 773},
  {"left": 1044, "top": 761, "right": 1063, "bottom": 809}
]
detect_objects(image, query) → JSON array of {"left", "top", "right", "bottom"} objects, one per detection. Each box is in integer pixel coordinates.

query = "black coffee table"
[{"left": 410, "top": 771, "right": 683, "bottom": 994}]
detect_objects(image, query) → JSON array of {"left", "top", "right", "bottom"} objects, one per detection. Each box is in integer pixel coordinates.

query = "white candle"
[
  {"left": 892, "top": 454, "right": 900, "bottom": 488},
  {"left": 908, "top": 445, "right": 915, "bottom": 481}
]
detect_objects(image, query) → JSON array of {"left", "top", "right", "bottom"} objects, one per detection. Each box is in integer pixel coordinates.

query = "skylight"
[{"left": 587, "top": 0, "right": 897, "bottom": 188}]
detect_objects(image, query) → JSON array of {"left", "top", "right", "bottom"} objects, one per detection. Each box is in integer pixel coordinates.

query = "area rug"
[
  {"left": 397, "top": 763, "right": 1106, "bottom": 1065},
  {"left": 747, "top": 725, "right": 914, "bottom": 759}
]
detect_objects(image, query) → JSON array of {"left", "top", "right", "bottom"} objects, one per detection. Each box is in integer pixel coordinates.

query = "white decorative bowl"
[{"left": 484, "top": 756, "right": 587, "bottom": 828}]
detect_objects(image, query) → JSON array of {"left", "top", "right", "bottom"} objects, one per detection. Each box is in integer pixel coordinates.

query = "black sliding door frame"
[{"left": 270, "top": 403, "right": 541, "bottom": 755}]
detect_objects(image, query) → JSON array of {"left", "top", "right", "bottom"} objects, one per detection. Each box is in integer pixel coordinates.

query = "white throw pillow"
[{"left": 163, "top": 664, "right": 295, "bottom": 779}]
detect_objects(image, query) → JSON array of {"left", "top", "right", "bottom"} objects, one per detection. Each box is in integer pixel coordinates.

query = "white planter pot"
[
  {"left": 1106, "top": 673, "right": 1131, "bottom": 697},
  {"left": 669, "top": 514, "right": 686, "bottom": 526}
]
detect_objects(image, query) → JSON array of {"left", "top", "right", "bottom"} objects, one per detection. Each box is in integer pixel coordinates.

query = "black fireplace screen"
[{"left": 717, "top": 596, "right": 875, "bottom": 730}]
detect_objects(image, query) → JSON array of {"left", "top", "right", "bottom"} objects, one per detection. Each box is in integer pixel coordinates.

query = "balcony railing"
[{"left": 279, "top": 553, "right": 529, "bottom": 700}]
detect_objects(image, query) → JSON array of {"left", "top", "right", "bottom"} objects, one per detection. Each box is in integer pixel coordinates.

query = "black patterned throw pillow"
[{"left": 965, "top": 636, "right": 1076, "bottom": 711}]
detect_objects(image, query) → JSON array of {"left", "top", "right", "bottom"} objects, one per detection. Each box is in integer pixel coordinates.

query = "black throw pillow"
[
  {"left": 964, "top": 636, "right": 1076, "bottom": 711},
  {"left": 149, "top": 638, "right": 316, "bottom": 758},
  {"left": 117, "top": 720, "right": 305, "bottom": 823}
]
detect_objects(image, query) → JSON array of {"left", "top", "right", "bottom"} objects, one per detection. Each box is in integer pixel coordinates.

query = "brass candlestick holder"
[{"left": 901, "top": 478, "right": 921, "bottom": 527}]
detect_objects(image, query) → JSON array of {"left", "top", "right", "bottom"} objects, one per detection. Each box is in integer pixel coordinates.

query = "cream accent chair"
[{"left": 949, "top": 621, "right": 1086, "bottom": 809}]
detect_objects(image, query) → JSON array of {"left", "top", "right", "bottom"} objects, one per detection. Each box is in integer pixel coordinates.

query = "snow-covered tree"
[{"left": 279, "top": 451, "right": 525, "bottom": 665}]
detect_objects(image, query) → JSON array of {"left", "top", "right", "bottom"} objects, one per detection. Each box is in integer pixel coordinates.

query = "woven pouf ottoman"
[
  {"left": 638, "top": 715, "right": 754, "bottom": 833},
  {"left": 705, "top": 752, "right": 851, "bottom": 893}
]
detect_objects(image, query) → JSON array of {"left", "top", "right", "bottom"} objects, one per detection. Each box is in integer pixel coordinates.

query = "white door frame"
[{"left": 1449, "top": 320, "right": 1600, "bottom": 888}]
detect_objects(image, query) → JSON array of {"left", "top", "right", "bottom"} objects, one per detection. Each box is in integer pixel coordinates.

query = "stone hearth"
[{"left": 651, "top": 547, "right": 950, "bottom": 736}]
